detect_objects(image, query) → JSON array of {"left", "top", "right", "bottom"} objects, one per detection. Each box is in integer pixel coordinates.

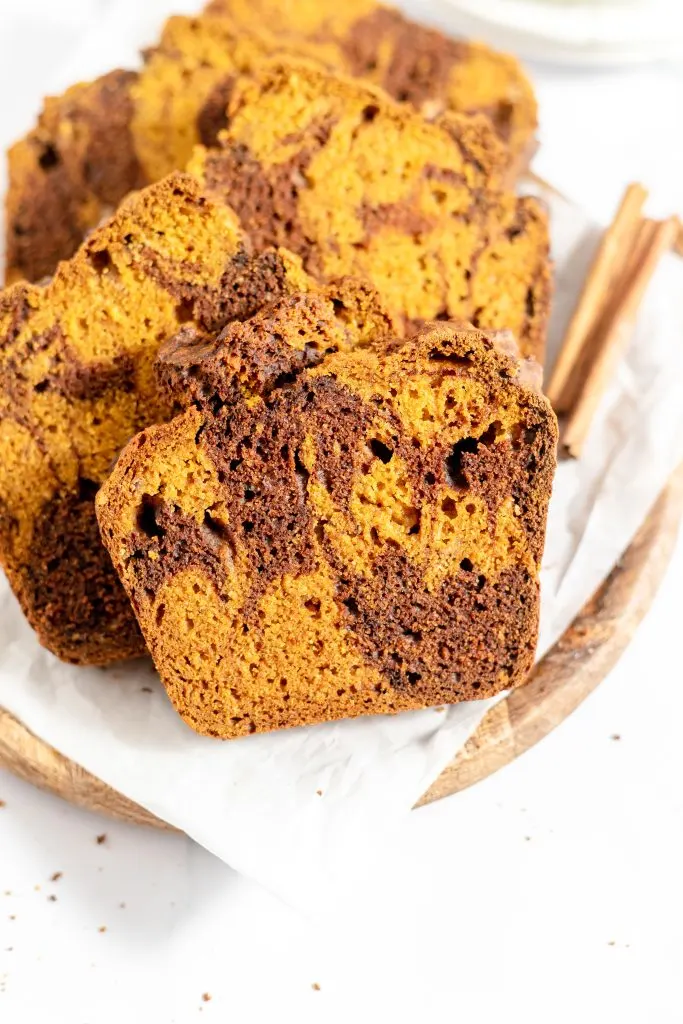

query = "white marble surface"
[{"left": 1, "top": 4, "right": 683, "bottom": 1021}]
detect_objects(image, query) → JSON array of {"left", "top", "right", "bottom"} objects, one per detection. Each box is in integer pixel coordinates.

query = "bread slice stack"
[
  {"left": 6, "top": 0, "right": 537, "bottom": 285},
  {"left": 0, "top": 4, "right": 556, "bottom": 737}
]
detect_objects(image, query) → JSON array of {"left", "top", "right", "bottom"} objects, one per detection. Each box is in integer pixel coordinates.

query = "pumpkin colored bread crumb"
[
  {"left": 96, "top": 316, "right": 557, "bottom": 738},
  {"left": 0, "top": 171, "right": 321, "bottom": 664},
  {"left": 5, "top": 4, "right": 537, "bottom": 284},
  {"left": 192, "top": 60, "right": 550, "bottom": 362}
]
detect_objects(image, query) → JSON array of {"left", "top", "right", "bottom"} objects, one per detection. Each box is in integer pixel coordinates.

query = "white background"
[{"left": 1, "top": 3, "right": 683, "bottom": 1022}]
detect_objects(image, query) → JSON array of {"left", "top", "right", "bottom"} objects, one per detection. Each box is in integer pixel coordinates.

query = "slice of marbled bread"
[{"left": 97, "top": 313, "right": 556, "bottom": 738}]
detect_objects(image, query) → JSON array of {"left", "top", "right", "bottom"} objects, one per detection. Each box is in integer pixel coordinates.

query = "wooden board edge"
[{"left": 0, "top": 707, "right": 174, "bottom": 830}]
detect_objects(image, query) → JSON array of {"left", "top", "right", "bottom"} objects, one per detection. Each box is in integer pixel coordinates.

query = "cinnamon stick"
[
  {"left": 563, "top": 216, "right": 679, "bottom": 458},
  {"left": 546, "top": 183, "right": 648, "bottom": 414},
  {"left": 675, "top": 217, "right": 683, "bottom": 258}
]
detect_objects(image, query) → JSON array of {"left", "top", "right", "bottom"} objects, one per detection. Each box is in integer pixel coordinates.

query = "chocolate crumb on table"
[
  {"left": 50, "top": 872, "right": 63, "bottom": 882},
  {"left": 5, "top": 3, "right": 537, "bottom": 284},
  {"left": 97, "top": 310, "right": 557, "bottom": 739},
  {"left": 96, "top": 834, "right": 107, "bottom": 845},
  {"left": 202, "top": 994, "right": 212, "bottom": 1003},
  {"left": 0, "top": 800, "right": 5, "bottom": 808}
]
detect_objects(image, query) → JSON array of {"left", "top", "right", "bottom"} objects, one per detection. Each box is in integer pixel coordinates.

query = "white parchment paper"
[{"left": 1, "top": 0, "right": 682, "bottom": 911}]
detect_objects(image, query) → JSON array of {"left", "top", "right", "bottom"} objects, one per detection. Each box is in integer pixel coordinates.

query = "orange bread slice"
[
  {"left": 192, "top": 60, "right": 550, "bottom": 362},
  {"left": 0, "top": 172, "right": 321, "bottom": 665},
  {"left": 5, "top": 5, "right": 536, "bottom": 284},
  {"left": 96, "top": 315, "right": 557, "bottom": 739},
  {"left": 206, "top": 0, "right": 537, "bottom": 164}
]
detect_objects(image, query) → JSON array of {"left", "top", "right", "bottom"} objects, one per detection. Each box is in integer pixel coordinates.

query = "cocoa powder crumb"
[
  {"left": 312, "top": 983, "right": 321, "bottom": 991},
  {"left": 610, "top": 733, "right": 621, "bottom": 741},
  {"left": 316, "top": 789, "right": 323, "bottom": 796},
  {"left": 202, "top": 993, "right": 212, "bottom": 1003},
  {"left": 50, "top": 872, "right": 63, "bottom": 882},
  {"left": 96, "top": 834, "right": 107, "bottom": 845},
  {"left": 47, "top": 895, "right": 57, "bottom": 903},
  {"left": 98, "top": 926, "right": 107, "bottom": 933},
  {"left": 0, "top": 800, "right": 6, "bottom": 808},
  {"left": 141, "top": 686, "right": 153, "bottom": 693}
]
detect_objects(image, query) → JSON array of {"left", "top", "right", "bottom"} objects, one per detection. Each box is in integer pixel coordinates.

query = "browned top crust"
[
  {"left": 97, "top": 313, "right": 557, "bottom": 739},
  {"left": 5, "top": 4, "right": 537, "bottom": 284},
  {"left": 156, "top": 277, "right": 394, "bottom": 411}
]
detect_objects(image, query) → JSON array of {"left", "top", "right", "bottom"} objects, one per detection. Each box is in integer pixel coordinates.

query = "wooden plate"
[{"left": 1, "top": 467, "right": 682, "bottom": 829}]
